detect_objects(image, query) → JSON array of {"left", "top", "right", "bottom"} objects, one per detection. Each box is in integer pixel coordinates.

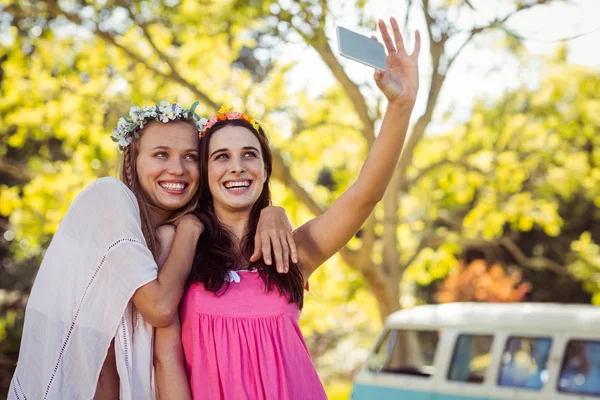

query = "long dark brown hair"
[
  {"left": 120, "top": 119, "right": 200, "bottom": 260},
  {"left": 188, "top": 118, "right": 304, "bottom": 308}
]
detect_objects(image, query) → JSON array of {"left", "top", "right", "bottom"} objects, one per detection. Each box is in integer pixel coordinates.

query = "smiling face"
[
  {"left": 207, "top": 125, "right": 267, "bottom": 217},
  {"left": 135, "top": 121, "right": 200, "bottom": 215}
]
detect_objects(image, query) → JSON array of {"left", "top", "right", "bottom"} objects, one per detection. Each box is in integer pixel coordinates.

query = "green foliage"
[
  {"left": 404, "top": 60, "right": 600, "bottom": 303},
  {"left": 0, "top": 311, "right": 16, "bottom": 343},
  {"left": 570, "top": 232, "right": 600, "bottom": 304}
]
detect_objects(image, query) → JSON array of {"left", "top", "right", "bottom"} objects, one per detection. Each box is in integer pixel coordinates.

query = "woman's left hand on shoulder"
[
  {"left": 373, "top": 17, "right": 421, "bottom": 107},
  {"left": 250, "top": 206, "right": 298, "bottom": 273}
]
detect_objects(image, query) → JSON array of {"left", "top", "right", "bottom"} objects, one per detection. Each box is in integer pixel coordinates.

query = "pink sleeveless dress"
[{"left": 180, "top": 270, "right": 328, "bottom": 399}]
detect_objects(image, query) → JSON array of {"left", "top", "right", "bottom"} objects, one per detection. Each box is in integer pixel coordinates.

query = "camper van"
[{"left": 351, "top": 303, "right": 600, "bottom": 399}]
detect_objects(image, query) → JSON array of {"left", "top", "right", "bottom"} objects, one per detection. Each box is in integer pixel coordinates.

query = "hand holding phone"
[
  {"left": 338, "top": 18, "right": 421, "bottom": 106},
  {"left": 336, "top": 26, "right": 387, "bottom": 71}
]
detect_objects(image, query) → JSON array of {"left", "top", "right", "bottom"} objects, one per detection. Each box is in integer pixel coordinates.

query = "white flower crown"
[{"left": 110, "top": 101, "right": 208, "bottom": 152}]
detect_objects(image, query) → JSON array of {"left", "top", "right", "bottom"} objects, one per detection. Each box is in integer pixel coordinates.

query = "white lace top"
[{"left": 9, "top": 177, "right": 157, "bottom": 400}]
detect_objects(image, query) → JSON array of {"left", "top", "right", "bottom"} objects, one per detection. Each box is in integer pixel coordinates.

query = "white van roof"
[{"left": 386, "top": 303, "right": 600, "bottom": 332}]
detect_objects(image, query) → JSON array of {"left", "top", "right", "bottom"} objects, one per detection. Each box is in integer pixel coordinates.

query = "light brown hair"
[{"left": 120, "top": 119, "right": 200, "bottom": 260}]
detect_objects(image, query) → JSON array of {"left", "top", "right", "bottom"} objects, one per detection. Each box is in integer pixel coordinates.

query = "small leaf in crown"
[{"left": 190, "top": 101, "right": 199, "bottom": 115}]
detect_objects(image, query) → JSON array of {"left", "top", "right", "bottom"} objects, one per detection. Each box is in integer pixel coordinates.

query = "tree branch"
[
  {"left": 402, "top": 231, "right": 441, "bottom": 270},
  {"left": 396, "top": 0, "right": 557, "bottom": 195},
  {"left": 394, "top": 3, "right": 449, "bottom": 190},
  {"left": 0, "top": 159, "right": 33, "bottom": 182},
  {"left": 446, "top": 27, "right": 482, "bottom": 68},
  {"left": 463, "top": 0, "right": 555, "bottom": 42},
  {"left": 272, "top": 12, "right": 375, "bottom": 145},
  {"left": 357, "top": 215, "right": 377, "bottom": 267},
  {"left": 46, "top": 2, "right": 219, "bottom": 110},
  {"left": 447, "top": 0, "right": 552, "bottom": 70},
  {"left": 460, "top": 236, "right": 568, "bottom": 276},
  {"left": 355, "top": 260, "right": 398, "bottom": 318},
  {"left": 498, "top": 237, "right": 567, "bottom": 276},
  {"left": 292, "top": 120, "right": 358, "bottom": 136},
  {"left": 270, "top": 148, "right": 324, "bottom": 216},
  {"left": 404, "top": 0, "right": 414, "bottom": 29},
  {"left": 402, "top": 156, "right": 486, "bottom": 191}
]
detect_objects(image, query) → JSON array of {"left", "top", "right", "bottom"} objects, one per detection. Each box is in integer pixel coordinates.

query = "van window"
[
  {"left": 497, "top": 336, "right": 552, "bottom": 390},
  {"left": 368, "top": 329, "right": 439, "bottom": 378},
  {"left": 448, "top": 334, "right": 494, "bottom": 384},
  {"left": 557, "top": 339, "right": 600, "bottom": 396}
]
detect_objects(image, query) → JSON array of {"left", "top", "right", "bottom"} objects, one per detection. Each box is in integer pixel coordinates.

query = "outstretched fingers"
[
  {"left": 411, "top": 29, "right": 422, "bottom": 59},
  {"left": 378, "top": 19, "right": 396, "bottom": 54},
  {"left": 379, "top": 17, "right": 420, "bottom": 60},
  {"left": 390, "top": 17, "right": 406, "bottom": 54}
]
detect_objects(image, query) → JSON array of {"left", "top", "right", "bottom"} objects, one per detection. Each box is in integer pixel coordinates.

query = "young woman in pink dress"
[{"left": 154, "top": 17, "right": 421, "bottom": 399}]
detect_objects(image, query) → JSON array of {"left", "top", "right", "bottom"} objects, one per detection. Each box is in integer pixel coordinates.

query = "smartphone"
[{"left": 336, "top": 26, "right": 387, "bottom": 71}]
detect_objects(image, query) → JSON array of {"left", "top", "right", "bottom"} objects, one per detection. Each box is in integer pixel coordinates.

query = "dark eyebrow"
[
  {"left": 152, "top": 145, "right": 198, "bottom": 153},
  {"left": 210, "top": 146, "right": 260, "bottom": 158},
  {"left": 210, "top": 148, "right": 228, "bottom": 158}
]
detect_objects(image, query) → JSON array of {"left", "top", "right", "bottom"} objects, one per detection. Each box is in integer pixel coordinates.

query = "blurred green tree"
[
  {"left": 403, "top": 56, "right": 599, "bottom": 306},
  {"left": 0, "top": 0, "right": 562, "bottom": 320},
  {"left": 1, "top": 0, "right": 594, "bottom": 397}
]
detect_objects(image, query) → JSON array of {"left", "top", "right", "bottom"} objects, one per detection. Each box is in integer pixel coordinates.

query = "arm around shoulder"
[
  {"left": 132, "top": 217, "right": 202, "bottom": 328},
  {"left": 156, "top": 224, "right": 176, "bottom": 267}
]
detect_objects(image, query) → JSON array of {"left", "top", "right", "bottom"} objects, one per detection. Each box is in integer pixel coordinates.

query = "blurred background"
[{"left": 1, "top": 0, "right": 599, "bottom": 398}]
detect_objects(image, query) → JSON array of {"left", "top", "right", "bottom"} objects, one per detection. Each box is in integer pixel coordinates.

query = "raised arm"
[
  {"left": 295, "top": 17, "right": 421, "bottom": 277},
  {"left": 132, "top": 214, "right": 203, "bottom": 327}
]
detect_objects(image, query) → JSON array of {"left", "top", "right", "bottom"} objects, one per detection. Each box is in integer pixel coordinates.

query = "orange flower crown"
[{"left": 201, "top": 106, "right": 260, "bottom": 137}]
